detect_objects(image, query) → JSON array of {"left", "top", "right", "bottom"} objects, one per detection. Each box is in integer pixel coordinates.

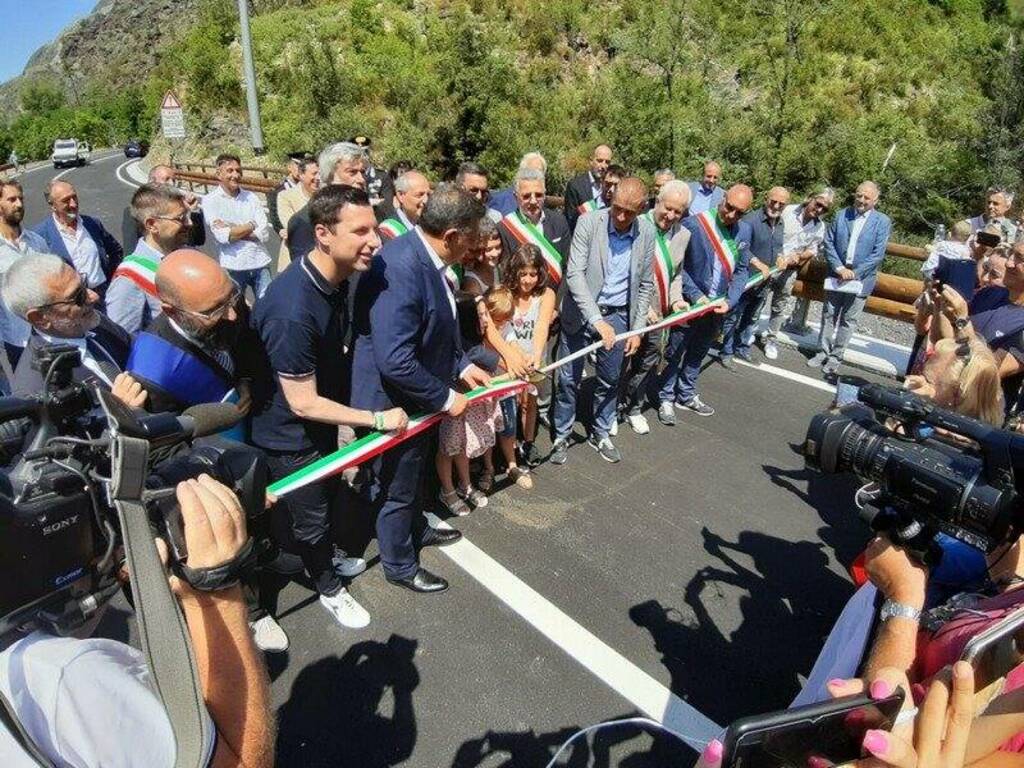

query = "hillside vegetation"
[{"left": 5, "top": 0, "right": 1024, "bottom": 243}]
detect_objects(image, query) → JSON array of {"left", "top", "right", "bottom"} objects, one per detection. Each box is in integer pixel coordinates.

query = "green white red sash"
[
  {"left": 112, "top": 253, "right": 159, "bottom": 296},
  {"left": 696, "top": 210, "right": 740, "bottom": 280},
  {"left": 642, "top": 212, "right": 675, "bottom": 312},
  {"left": 378, "top": 217, "right": 409, "bottom": 240},
  {"left": 501, "top": 211, "right": 564, "bottom": 284},
  {"left": 445, "top": 263, "right": 464, "bottom": 289},
  {"left": 577, "top": 199, "right": 600, "bottom": 215}
]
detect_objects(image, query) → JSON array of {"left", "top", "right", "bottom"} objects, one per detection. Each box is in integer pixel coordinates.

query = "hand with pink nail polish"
[{"left": 692, "top": 738, "right": 723, "bottom": 768}]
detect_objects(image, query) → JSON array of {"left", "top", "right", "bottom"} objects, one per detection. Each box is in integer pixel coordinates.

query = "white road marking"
[
  {"left": 734, "top": 358, "right": 837, "bottom": 394},
  {"left": 115, "top": 158, "right": 143, "bottom": 189},
  {"left": 425, "top": 512, "right": 723, "bottom": 750}
]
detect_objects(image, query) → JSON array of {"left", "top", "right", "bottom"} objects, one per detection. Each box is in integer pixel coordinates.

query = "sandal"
[
  {"left": 478, "top": 467, "right": 495, "bottom": 493},
  {"left": 439, "top": 489, "right": 471, "bottom": 516},
  {"left": 459, "top": 485, "right": 489, "bottom": 509},
  {"left": 508, "top": 466, "right": 534, "bottom": 490}
]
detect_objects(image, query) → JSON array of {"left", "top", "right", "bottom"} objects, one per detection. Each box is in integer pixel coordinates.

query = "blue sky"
[{"left": 0, "top": 0, "right": 96, "bottom": 84}]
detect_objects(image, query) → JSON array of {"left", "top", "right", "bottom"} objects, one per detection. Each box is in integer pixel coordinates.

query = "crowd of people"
[{"left": 5, "top": 137, "right": 1024, "bottom": 767}]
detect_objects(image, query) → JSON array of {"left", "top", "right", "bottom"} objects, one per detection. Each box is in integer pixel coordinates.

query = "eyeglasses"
[
  {"left": 171, "top": 284, "right": 241, "bottom": 322},
  {"left": 35, "top": 274, "right": 89, "bottom": 311},
  {"left": 153, "top": 212, "right": 191, "bottom": 225},
  {"left": 465, "top": 187, "right": 489, "bottom": 200},
  {"left": 519, "top": 192, "right": 545, "bottom": 200}
]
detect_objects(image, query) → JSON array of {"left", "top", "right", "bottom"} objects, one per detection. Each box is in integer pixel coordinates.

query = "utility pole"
[{"left": 237, "top": 0, "right": 265, "bottom": 155}]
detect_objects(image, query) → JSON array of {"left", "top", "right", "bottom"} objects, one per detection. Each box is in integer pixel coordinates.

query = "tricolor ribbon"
[{"left": 268, "top": 269, "right": 778, "bottom": 497}]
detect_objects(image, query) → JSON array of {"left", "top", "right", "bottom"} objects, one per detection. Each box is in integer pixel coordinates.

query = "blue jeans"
[
  {"left": 720, "top": 289, "right": 766, "bottom": 357},
  {"left": 229, "top": 266, "right": 272, "bottom": 301},
  {"left": 553, "top": 308, "right": 628, "bottom": 441},
  {"left": 657, "top": 314, "right": 723, "bottom": 404}
]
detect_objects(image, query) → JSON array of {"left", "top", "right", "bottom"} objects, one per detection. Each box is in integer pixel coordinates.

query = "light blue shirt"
[
  {"left": 687, "top": 183, "right": 724, "bottom": 216},
  {"left": 598, "top": 217, "right": 637, "bottom": 307}
]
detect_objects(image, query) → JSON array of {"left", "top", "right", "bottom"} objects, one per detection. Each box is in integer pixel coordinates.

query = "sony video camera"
[
  {"left": 804, "top": 383, "right": 1024, "bottom": 559},
  {"left": 0, "top": 343, "right": 266, "bottom": 637}
]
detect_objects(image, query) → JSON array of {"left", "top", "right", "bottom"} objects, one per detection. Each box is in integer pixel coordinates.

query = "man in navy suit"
[
  {"left": 563, "top": 144, "right": 613, "bottom": 230},
  {"left": 33, "top": 180, "right": 123, "bottom": 298},
  {"left": 808, "top": 181, "right": 891, "bottom": 377},
  {"left": 351, "top": 185, "right": 491, "bottom": 594}
]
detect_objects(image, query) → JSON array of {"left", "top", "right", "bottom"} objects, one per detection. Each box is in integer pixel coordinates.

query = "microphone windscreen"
[{"left": 181, "top": 403, "right": 242, "bottom": 438}]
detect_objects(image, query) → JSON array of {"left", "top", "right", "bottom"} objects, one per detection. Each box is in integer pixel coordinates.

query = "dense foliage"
[{"left": 7, "top": 0, "right": 1024, "bottom": 253}]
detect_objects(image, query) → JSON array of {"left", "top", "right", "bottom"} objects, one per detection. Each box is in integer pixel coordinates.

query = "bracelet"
[{"left": 372, "top": 411, "right": 384, "bottom": 431}]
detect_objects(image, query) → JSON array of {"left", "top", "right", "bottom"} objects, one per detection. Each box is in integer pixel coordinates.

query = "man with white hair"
[
  {"left": 378, "top": 171, "right": 431, "bottom": 241},
  {"left": 120, "top": 164, "right": 206, "bottom": 252},
  {"left": 962, "top": 186, "right": 1017, "bottom": 244},
  {"left": 808, "top": 181, "right": 892, "bottom": 377},
  {"left": 4, "top": 251, "right": 146, "bottom": 406},
  {"left": 497, "top": 167, "right": 571, "bottom": 284},
  {"left": 490, "top": 151, "right": 548, "bottom": 216},
  {"left": 758, "top": 188, "right": 834, "bottom": 360},
  {"left": 286, "top": 142, "right": 370, "bottom": 261},
  {"left": 616, "top": 179, "right": 691, "bottom": 435}
]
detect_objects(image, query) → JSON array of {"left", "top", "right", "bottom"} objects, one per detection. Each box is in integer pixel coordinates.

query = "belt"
[{"left": 598, "top": 305, "right": 627, "bottom": 316}]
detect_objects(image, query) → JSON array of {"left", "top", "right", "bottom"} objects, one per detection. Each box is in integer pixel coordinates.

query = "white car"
[{"left": 52, "top": 139, "right": 90, "bottom": 169}]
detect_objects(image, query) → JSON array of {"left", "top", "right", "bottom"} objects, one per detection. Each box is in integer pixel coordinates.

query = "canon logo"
[{"left": 43, "top": 516, "right": 78, "bottom": 536}]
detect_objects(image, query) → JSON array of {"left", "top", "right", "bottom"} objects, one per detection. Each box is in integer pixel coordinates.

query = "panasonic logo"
[{"left": 43, "top": 516, "right": 78, "bottom": 536}]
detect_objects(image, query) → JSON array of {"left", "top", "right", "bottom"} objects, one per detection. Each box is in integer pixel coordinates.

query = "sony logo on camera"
[{"left": 42, "top": 515, "right": 79, "bottom": 537}]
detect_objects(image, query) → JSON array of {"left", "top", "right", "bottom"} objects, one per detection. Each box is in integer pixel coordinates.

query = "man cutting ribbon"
[{"left": 655, "top": 183, "right": 754, "bottom": 423}]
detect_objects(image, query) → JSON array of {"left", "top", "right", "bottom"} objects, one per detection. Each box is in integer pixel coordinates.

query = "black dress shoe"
[
  {"left": 386, "top": 567, "right": 449, "bottom": 593},
  {"left": 419, "top": 526, "right": 462, "bottom": 548}
]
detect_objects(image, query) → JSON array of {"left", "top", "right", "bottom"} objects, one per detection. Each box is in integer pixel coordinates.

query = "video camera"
[
  {"left": 804, "top": 382, "right": 1024, "bottom": 560},
  {"left": 0, "top": 344, "right": 266, "bottom": 637}
]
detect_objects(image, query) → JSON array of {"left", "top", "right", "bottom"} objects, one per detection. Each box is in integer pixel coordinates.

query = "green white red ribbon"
[{"left": 268, "top": 268, "right": 777, "bottom": 497}]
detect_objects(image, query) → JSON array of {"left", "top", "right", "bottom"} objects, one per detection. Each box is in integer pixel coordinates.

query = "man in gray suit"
[{"left": 551, "top": 177, "right": 654, "bottom": 465}]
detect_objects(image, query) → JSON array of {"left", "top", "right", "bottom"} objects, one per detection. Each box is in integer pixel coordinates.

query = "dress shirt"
[
  {"left": 201, "top": 186, "right": 272, "bottom": 271},
  {"left": 781, "top": 203, "right": 825, "bottom": 257},
  {"left": 589, "top": 172, "right": 601, "bottom": 203},
  {"left": 415, "top": 227, "right": 468, "bottom": 410},
  {"left": 105, "top": 238, "right": 165, "bottom": 335},
  {"left": 167, "top": 316, "right": 234, "bottom": 375},
  {"left": 36, "top": 330, "right": 117, "bottom": 386},
  {"left": 743, "top": 207, "right": 785, "bottom": 266},
  {"left": 688, "top": 184, "right": 724, "bottom": 216},
  {"left": 0, "top": 229, "right": 47, "bottom": 347},
  {"left": 54, "top": 215, "right": 105, "bottom": 287},
  {"left": 395, "top": 208, "right": 414, "bottom": 230},
  {"left": 598, "top": 216, "right": 637, "bottom": 307},
  {"left": 845, "top": 209, "right": 873, "bottom": 266}
]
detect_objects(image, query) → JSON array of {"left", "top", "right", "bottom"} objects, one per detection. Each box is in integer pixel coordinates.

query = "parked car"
[
  {"left": 52, "top": 139, "right": 90, "bottom": 169},
  {"left": 124, "top": 139, "right": 149, "bottom": 159}
]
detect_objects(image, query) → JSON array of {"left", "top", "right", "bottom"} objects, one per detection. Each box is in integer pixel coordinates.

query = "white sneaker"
[
  {"left": 625, "top": 412, "right": 650, "bottom": 435},
  {"left": 249, "top": 615, "right": 289, "bottom": 653},
  {"left": 609, "top": 418, "right": 619, "bottom": 436},
  {"left": 763, "top": 339, "right": 779, "bottom": 360},
  {"left": 332, "top": 546, "right": 368, "bottom": 578},
  {"left": 320, "top": 588, "right": 371, "bottom": 629}
]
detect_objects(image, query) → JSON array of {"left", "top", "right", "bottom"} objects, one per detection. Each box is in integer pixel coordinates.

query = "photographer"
[
  {"left": 3, "top": 252, "right": 147, "bottom": 408},
  {"left": 0, "top": 475, "right": 274, "bottom": 768}
]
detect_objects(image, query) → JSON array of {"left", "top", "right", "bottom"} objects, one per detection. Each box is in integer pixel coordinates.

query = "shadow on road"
[
  {"left": 630, "top": 527, "right": 853, "bottom": 725},
  {"left": 276, "top": 634, "right": 420, "bottom": 767}
]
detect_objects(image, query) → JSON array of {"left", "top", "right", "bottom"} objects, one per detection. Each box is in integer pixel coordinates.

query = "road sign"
[{"left": 160, "top": 91, "right": 186, "bottom": 140}]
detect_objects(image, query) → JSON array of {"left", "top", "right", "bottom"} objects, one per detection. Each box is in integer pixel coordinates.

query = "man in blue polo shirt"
[
  {"left": 656, "top": 184, "right": 754, "bottom": 423},
  {"left": 252, "top": 185, "right": 409, "bottom": 630}
]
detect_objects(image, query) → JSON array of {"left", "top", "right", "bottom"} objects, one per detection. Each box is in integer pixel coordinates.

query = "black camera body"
[
  {"left": 0, "top": 344, "right": 263, "bottom": 637},
  {"left": 805, "top": 383, "right": 1024, "bottom": 555}
]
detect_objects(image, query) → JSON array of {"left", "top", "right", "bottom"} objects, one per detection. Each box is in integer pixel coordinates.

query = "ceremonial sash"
[
  {"left": 577, "top": 199, "right": 600, "bottom": 215},
  {"left": 501, "top": 211, "right": 563, "bottom": 283},
  {"left": 378, "top": 217, "right": 409, "bottom": 240},
  {"left": 113, "top": 253, "right": 159, "bottom": 297},
  {"left": 696, "top": 210, "right": 740, "bottom": 281},
  {"left": 642, "top": 212, "right": 675, "bottom": 312},
  {"left": 445, "top": 263, "right": 464, "bottom": 289},
  {"left": 127, "top": 332, "right": 232, "bottom": 406}
]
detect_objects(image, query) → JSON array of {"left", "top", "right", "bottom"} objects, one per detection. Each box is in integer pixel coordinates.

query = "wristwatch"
[
  {"left": 880, "top": 598, "right": 921, "bottom": 623},
  {"left": 953, "top": 317, "right": 969, "bottom": 332}
]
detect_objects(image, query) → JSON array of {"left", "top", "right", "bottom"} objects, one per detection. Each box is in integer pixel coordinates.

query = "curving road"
[{"left": 19, "top": 152, "right": 892, "bottom": 767}]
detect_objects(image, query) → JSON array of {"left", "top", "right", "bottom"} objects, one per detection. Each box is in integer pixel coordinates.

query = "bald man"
[
  {"left": 656, "top": 184, "right": 754, "bottom": 422},
  {"left": 809, "top": 181, "right": 891, "bottom": 377},
  {"left": 564, "top": 144, "right": 614, "bottom": 230},
  {"left": 718, "top": 186, "right": 789, "bottom": 367},
  {"left": 34, "top": 179, "right": 123, "bottom": 295},
  {"left": 120, "top": 165, "right": 206, "bottom": 252},
  {"left": 377, "top": 171, "right": 431, "bottom": 241},
  {"left": 550, "top": 176, "right": 655, "bottom": 465},
  {"left": 686, "top": 161, "right": 724, "bottom": 216}
]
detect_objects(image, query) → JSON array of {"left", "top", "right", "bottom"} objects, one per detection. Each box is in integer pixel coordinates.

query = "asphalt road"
[{"left": 16, "top": 157, "right": 887, "bottom": 767}]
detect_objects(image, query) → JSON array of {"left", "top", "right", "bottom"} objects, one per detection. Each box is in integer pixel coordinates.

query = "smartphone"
[
  {"left": 959, "top": 604, "right": 1024, "bottom": 689},
  {"left": 934, "top": 256, "right": 977, "bottom": 301},
  {"left": 977, "top": 230, "right": 1002, "bottom": 248},
  {"left": 722, "top": 690, "right": 905, "bottom": 768},
  {"left": 834, "top": 378, "right": 861, "bottom": 408}
]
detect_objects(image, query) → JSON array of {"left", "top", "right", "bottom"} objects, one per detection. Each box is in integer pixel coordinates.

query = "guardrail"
[{"left": 173, "top": 158, "right": 927, "bottom": 322}]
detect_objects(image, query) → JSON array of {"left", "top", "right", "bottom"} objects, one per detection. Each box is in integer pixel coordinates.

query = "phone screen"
[
  {"left": 725, "top": 692, "right": 903, "bottom": 768},
  {"left": 834, "top": 380, "right": 860, "bottom": 407}
]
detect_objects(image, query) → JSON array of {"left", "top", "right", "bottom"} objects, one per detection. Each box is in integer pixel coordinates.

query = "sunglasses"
[
  {"left": 35, "top": 274, "right": 89, "bottom": 311},
  {"left": 171, "top": 284, "right": 241, "bottom": 322}
]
